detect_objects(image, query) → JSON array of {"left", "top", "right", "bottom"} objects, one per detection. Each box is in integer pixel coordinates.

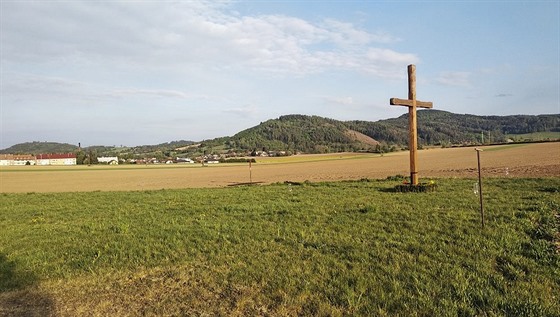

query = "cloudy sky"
[{"left": 1, "top": 1, "right": 558, "bottom": 148}]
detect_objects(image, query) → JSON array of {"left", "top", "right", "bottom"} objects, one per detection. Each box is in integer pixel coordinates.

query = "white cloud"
[
  {"left": 1, "top": 73, "right": 99, "bottom": 106},
  {"left": 323, "top": 96, "right": 355, "bottom": 106},
  {"left": 434, "top": 71, "right": 472, "bottom": 87},
  {"left": 2, "top": 73, "right": 191, "bottom": 101},
  {"left": 495, "top": 93, "right": 513, "bottom": 98},
  {"left": 1, "top": 1, "right": 416, "bottom": 77},
  {"left": 364, "top": 48, "right": 419, "bottom": 78},
  {"left": 0, "top": 1, "right": 446, "bottom": 147},
  {"left": 108, "top": 89, "right": 196, "bottom": 100},
  {"left": 2, "top": 73, "right": 86, "bottom": 94},
  {"left": 223, "top": 105, "right": 259, "bottom": 118},
  {"left": 322, "top": 19, "right": 397, "bottom": 46}
]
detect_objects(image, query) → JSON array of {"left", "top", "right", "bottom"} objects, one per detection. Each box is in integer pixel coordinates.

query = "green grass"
[
  {"left": 1, "top": 178, "right": 559, "bottom": 316},
  {"left": 483, "top": 144, "right": 529, "bottom": 152},
  {"left": 507, "top": 132, "right": 560, "bottom": 141}
]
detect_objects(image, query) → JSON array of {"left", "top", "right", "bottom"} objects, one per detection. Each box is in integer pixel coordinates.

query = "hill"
[
  {"left": 346, "top": 110, "right": 560, "bottom": 147},
  {"left": 2, "top": 111, "right": 558, "bottom": 156},
  {"left": 0, "top": 140, "right": 196, "bottom": 158},
  {"left": 227, "top": 114, "right": 379, "bottom": 154},
  {"left": 223, "top": 110, "right": 559, "bottom": 154},
  {"left": 0, "top": 141, "right": 79, "bottom": 155}
]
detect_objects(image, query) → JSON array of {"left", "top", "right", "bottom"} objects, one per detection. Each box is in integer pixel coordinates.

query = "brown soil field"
[{"left": 0, "top": 142, "right": 558, "bottom": 193}]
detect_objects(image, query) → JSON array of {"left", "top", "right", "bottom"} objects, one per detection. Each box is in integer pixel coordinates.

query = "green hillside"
[
  {"left": 0, "top": 141, "right": 79, "bottom": 155},
  {"left": 227, "top": 115, "right": 377, "bottom": 154},
  {"left": 0, "top": 140, "right": 195, "bottom": 157},
  {"left": 2, "top": 111, "right": 558, "bottom": 156},
  {"left": 224, "top": 110, "right": 560, "bottom": 154},
  {"left": 347, "top": 110, "right": 560, "bottom": 147}
]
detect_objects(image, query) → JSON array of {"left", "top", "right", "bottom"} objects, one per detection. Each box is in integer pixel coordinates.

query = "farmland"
[
  {"left": 0, "top": 142, "right": 559, "bottom": 316},
  {"left": 0, "top": 142, "right": 558, "bottom": 193}
]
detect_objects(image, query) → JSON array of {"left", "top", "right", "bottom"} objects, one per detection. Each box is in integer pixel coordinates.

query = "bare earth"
[{"left": 1, "top": 143, "right": 558, "bottom": 193}]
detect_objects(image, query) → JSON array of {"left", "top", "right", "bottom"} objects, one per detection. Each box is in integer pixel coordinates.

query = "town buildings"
[
  {"left": 97, "top": 156, "right": 119, "bottom": 165},
  {"left": 0, "top": 153, "right": 77, "bottom": 166}
]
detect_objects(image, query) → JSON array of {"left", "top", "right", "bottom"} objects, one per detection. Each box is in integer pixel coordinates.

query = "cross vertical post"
[
  {"left": 390, "top": 64, "right": 433, "bottom": 186},
  {"left": 407, "top": 65, "right": 418, "bottom": 185}
]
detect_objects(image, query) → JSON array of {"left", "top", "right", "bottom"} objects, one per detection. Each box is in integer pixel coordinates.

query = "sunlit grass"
[
  {"left": 482, "top": 144, "right": 529, "bottom": 152},
  {"left": 1, "top": 178, "right": 558, "bottom": 316},
  {"left": 508, "top": 132, "right": 560, "bottom": 140}
]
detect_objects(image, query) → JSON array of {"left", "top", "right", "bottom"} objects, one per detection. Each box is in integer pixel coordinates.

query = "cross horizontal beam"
[{"left": 390, "top": 98, "right": 433, "bottom": 109}]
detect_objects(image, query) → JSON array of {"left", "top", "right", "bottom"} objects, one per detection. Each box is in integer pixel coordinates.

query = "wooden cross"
[{"left": 390, "top": 64, "right": 433, "bottom": 186}]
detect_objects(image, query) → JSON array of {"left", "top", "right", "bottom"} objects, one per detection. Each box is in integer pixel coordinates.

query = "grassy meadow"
[
  {"left": 508, "top": 132, "right": 560, "bottom": 141},
  {"left": 1, "top": 177, "right": 559, "bottom": 316}
]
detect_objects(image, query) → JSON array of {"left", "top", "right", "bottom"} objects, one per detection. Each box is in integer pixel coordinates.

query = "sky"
[{"left": 1, "top": 1, "right": 559, "bottom": 149}]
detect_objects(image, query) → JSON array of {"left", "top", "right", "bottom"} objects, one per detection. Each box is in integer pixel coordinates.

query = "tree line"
[{"left": 2, "top": 111, "right": 558, "bottom": 157}]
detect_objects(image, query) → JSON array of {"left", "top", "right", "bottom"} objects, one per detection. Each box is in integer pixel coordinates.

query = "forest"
[
  {"left": 2, "top": 110, "right": 558, "bottom": 157},
  {"left": 228, "top": 110, "right": 559, "bottom": 154}
]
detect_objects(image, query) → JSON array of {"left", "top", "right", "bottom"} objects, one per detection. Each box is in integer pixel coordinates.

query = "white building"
[
  {"left": 36, "top": 153, "right": 76, "bottom": 165},
  {"left": 98, "top": 156, "right": 119, "bottom": 165},
  {"left": 0, "top": 154, "right": 14, "bottom": 166}
]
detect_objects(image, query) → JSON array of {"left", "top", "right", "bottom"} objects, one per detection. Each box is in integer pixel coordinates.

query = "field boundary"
[{"left": 0, "top": 143, "right": 558, "bottom": 193}]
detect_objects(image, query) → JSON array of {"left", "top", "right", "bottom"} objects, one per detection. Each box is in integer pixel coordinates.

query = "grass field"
[
  {"left": 1, "top": 177, "right": 559, "bottom": 316},
  {"left": 508, "top": 132, "right": 560, "bottom": 141}
]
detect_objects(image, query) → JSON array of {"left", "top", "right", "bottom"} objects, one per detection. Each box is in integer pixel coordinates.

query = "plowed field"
[{"left": 1, "top": 142, "right": 558, "bottom": 193}]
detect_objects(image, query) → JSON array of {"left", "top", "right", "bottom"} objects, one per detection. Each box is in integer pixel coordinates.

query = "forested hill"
[
  {"left": 2, "top": 111, "right": 559, "bottom": 155},
  {"left": 226, "top": 114, "right": 379, "bottom": 153},
  {"left": 225, "top": 110, "right": 559, "bottom": 153},
  {"left": 0, "top": 142, "right": 79, "bottom": 155},
  {"left": 346, "top": 110, "right": 560, "bottom": 147},
  {"left": 0, "top": 140, "right": 195, "bottom": 156}
]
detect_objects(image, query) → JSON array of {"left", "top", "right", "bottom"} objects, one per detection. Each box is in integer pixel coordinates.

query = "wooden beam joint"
[{"left": 390, "top": 98, "right": 433, "bottom": 109}]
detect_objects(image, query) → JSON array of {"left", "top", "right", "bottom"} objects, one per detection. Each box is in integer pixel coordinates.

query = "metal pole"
[{"left": 475, "top": 148, "right": 484, "bottom": 228}]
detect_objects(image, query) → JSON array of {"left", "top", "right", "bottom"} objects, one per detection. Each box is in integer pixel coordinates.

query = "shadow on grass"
[
  {"left": 378, "top": 187, "right": 399, "bottom": 193},
  {"left": 0, "top": 253, "right": 56, "bottom": 316},
  {"left": 378, "top": 184, "right": 438, "bottom": 193},
  {"left": 0, "top": 254, "right": 37, "bottom": 292}
]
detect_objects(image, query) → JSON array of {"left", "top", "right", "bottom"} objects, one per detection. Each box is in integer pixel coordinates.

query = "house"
[
  {"left": 36, "top": 153, "right": 77, "bottom": 165},
  {"left": 0, "top": 153, "right": 77, "bottom": 166},
  {"left": 98, "top": 156, "right": 119, "bottom": 165},
  {"left": 1, "top": 154, "right": 38, "bottom": 165},
  {"left": 0, "top": 154, "right": 14, "bottom": 166},
  {"left": 176, "top": 157, "right": 194, "bottom": 164},
  {"left": 13, "top": 154, "right": 36, "bottom": 165},
  {"left": 36, "top": 154, "right": 50, "bottom": 165}
]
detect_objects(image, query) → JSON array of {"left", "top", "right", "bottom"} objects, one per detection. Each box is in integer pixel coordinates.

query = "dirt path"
[{"left": 0, "top": 143, "right": 558, "bottom": 193}]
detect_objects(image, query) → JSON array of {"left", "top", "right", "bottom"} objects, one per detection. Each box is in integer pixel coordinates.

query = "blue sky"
[{"left": 1, "top": 1, "right": 558, "bottom": 148}]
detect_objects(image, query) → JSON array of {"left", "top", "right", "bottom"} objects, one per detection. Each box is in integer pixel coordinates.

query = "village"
[
  {"left": 0, "top": 153, "right": 194, "bottom": 166},
  {"left": 0, "top": 153, "right": 78, "bottom": 166},
  {"left": 0, "top": 150, "right": 278, "bottom": 166}
]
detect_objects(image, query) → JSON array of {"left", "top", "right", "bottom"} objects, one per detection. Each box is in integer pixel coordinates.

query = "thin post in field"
[{"left": 475, "top": 148, "right": 485, "bottom": 228}]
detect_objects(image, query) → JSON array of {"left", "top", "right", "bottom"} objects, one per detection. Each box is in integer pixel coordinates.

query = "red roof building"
[
  {"left": 36, "top": 153, "right": 76, "bottom": 159},
  {"left": 36, "top": 153, "right": 77, "bottom": 165}
]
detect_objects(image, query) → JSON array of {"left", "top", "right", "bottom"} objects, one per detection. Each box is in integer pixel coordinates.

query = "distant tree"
[
  {"left": 84, "top": 150, "right": 98, "bottom": 165},
  {"left": 76, "top": 150, "right": 87, "bottom": 165}
]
